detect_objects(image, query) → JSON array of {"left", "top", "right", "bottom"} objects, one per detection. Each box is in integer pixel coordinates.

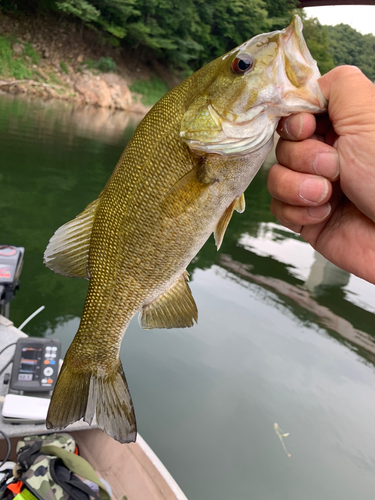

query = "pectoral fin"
[
  {"left": 44, "top": 199, "right": 99, "bottom": 279},
  {"left": 162, "top": 163, "right": 213, "bottom": 218},
  {"left": 214, "top": 194, "right": 245, "bottom": 250},
  {"left": 139, "top": 272, "right": 198, "bottom": 329},
  {"left": 234, "top": 193, "right": 245, "bottom": 213}
]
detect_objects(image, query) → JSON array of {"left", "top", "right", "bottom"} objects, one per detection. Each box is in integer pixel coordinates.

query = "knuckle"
[
  {"left": 270, "top": 198, "right": 292, "bottom": 225},
  {"left": 270, "top": 167, "right": 291, "bottom": 200},
  {"left": 333, "top": 65, "right": 363, "bottom": 78},
  {"left": 280, "top": 204, "right": 298, "bottom": 225},
  {"left": 267, "top": 164, "right": 282, "bottom": 195}
]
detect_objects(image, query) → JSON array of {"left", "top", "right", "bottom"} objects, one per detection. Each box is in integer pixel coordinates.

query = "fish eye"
[{"left": 231, "top": 54, "right": 254, "bottom": 75}]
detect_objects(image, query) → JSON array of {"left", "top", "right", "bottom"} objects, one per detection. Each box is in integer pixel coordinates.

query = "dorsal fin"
[
  {"left": 139, "top": 272, "right": 198, "bottom": 329},
  {"left": 44, "top": 199, "right": 99, "bottom": 279}
]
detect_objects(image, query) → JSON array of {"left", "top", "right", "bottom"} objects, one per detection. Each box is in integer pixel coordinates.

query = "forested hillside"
[
  {"left": 0, "top": 0, "right": 299, "bottom": 70},
  {"left": 302, "top": 15, "right": 375, "bottom": 81},
  {"left": 0, "top": 0, "right": 374, "bottom": 98},
  {"left": 327, "top": 23, "right": 375, "bottom": 81}
]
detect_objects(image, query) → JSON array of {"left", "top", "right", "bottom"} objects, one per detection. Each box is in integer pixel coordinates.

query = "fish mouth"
[
  {"left": 284, "top": 15, "right": 317, "bottom": 74},
  {"left": 273, "top": 15, "right": 327, "bottom": 113}
]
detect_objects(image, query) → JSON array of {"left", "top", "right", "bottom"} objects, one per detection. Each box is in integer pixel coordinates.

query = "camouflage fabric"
[
  {"left": 16, "top": 434, "right": 76, "bottom": 455},
  {"left": 20, "top": 455, "right": 67, "bottom": 500},
  {"left": 14, "top": 434, "right": 110, "bottom": 500}
]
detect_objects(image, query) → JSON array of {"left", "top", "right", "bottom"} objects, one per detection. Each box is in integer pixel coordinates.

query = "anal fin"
[{"left": 139, "top": 272, "right": 198, "bottom": 329}]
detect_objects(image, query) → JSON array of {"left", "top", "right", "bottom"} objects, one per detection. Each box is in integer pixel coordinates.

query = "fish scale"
[{"left": 44, "top": 15, "right": 326, "bottom": 443}]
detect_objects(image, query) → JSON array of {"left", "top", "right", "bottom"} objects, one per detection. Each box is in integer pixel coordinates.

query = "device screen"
[{"left": 18, "top": 346, "right": 42, "bottom": 381}]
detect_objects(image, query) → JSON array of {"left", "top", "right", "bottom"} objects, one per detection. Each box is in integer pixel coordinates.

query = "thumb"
[
  {"left": 318, "top": 66, "right": 375, "bottom": 223},
  {"left": 318, "top": 66, "right": 375, "bottom": 135}
]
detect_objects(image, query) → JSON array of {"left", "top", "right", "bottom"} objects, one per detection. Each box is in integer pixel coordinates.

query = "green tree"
[
  {"left": 52, "top": 0, "right": 272, "bottom": 68},
  {"left": 327, "top": 24, "right": 375, "bottom": 81},
  {"left": 301, "top": 16, "right": 335, "bottom": 75},
  {"left": 57, "top": 0, "right": 100, "bottom": 22},
  {"left": 53, "top": 0, "right": 293, "bottom": 69},
  {"left": 0, "top": 0, "right": 300, "bottom": 70},
  {"left": 264, "top": 0, "right": 298, "bottom": 30}
]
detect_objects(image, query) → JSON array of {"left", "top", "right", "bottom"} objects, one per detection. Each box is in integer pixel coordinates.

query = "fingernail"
[
  {"left": 299, "top": 177, "right": 329, "bottom": 203},
  {"left": 295, "top": 114, "right": 303, "bottom": 139},
  {"left": 307, "top": 203, "right": 331, "bottom": 219},
  {"left": 282, "top": 115, "right": 302, "bottom": 139},
  {"left": 313, "top": 152, "right": 339, "bottom": 179}
]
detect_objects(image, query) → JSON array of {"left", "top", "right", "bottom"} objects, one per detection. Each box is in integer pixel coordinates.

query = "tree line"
[
  {"left": 1, "top": 0, "right": 375, "bottom": 80},
  {"left": 302, "top": 14, "right": 375, "bottom": 81}
]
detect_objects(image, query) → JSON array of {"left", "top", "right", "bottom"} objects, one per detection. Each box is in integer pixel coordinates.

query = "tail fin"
[{"left": 46, "top": 360, "right": 137, "bottom": 444}]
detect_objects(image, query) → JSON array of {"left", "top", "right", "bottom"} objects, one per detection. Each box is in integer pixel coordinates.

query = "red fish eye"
[{"left": 231, "top": 55, "right": 254, "bottom": 75}]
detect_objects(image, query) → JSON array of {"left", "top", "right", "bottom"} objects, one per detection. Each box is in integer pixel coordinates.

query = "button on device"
[
  {"left": 43, "top": 367, "right": 54, "bottom": 376},
  {"left": 44, "top": 360, "right": 49, "bottom": 364},
  {"left": 51, "top": 347, "right": 57, "bottom": 351},
  {"left": 42, "top": 378, "right": 48, "bottom": 384},
  {"left": 49, "top": 360, "right": 55, "bottom": 365}
]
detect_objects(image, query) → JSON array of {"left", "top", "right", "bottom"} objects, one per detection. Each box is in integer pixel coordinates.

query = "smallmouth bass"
[{"left": 45, "top": 16, "right": 326, "bottom": 443}]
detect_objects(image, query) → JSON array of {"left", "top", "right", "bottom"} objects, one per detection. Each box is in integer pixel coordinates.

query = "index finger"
[{"left": 277, "top": 112, "right": 316, "bottom": 141}]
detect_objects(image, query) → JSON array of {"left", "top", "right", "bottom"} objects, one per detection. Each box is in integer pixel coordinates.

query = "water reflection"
[
  {"left": 232, "top": 221, "right": 375, "bottom": 360},
  {"left": 0, "top": 92, "right": 142, "bottom": 145},
  {"left": 304, "top": 251, "right": 350, "bottom": 292},
  {"left": 220, "top": 253, "right": 375, "bottom": 364},
  {"left": 239, "top": 222, "right": 316, "bottom": 281}
]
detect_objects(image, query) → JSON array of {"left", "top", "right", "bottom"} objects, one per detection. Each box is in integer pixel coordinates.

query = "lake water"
[{"left": 1, "top": 92, "right": 375, "bottom": 500}]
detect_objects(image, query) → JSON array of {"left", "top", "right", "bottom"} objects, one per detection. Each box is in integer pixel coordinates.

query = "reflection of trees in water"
[
  {"left": 218, "top": 253, "right": 375, "bottom": 367},
  {"left": 305, "top": 251, "right": 350, "bottom": 292},
  {"left": 0, "top": 93, "right": 142, "bottom": 146}
]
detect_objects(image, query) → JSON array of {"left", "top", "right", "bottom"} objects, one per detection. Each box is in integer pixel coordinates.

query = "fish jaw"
[
  {"left": 267, "top": 14, "right": 327, "bottom": 116},
  {"left": 180, "top": 15, "right": 326, "bottom": 157}
]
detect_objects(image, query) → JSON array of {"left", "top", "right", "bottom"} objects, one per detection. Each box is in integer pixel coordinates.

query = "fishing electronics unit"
[
  {"left": 9, "top": 337, "right": 61, "bottom": 394},
  {"left": 2, "top": 336, "right": 62, "bottom": 424}
]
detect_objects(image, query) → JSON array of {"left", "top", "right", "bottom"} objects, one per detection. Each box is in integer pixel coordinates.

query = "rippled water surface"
[{"left": 1, "top": 93, "right": 375, "bottom": 500}]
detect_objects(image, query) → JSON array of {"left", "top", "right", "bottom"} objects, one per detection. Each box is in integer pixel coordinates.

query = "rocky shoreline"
[
  {"left": 0, "top": 11, "right": 160, "bottom": 115},
  {"left": 0, "top": 70, "right": 151, "bottom": 114}
]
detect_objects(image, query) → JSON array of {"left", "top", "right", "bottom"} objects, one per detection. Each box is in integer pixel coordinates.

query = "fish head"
[{"left": 180, "top": 15, "right": 327, "bottom": 156}]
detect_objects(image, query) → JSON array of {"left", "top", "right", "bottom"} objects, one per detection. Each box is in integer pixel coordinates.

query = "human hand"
[{"left": 267, "top": 66, "right": 375, "bottom": 284}]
